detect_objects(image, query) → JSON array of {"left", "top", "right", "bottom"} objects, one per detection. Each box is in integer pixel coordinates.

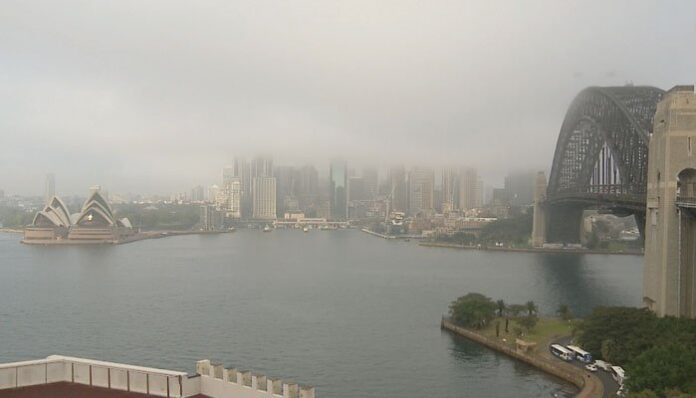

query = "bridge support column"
[
  {"left": 644, "top": 85, "right": 696, "bottom": 318},
  {"left": 531, "top": 172, "right": 547, "bottom": 247}
]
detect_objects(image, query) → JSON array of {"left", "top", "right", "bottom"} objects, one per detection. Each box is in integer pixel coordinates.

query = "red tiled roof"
[{"left": 0, "top": 382, "right": 210, "bottom": 398}]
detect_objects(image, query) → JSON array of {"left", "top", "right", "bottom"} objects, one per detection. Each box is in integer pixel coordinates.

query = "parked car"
[
  {"left": 594, "top": 359, "right": 612, "bottom": 371},
  {"left": 584, "top": 363, "right": 598, "bottom": 372}
]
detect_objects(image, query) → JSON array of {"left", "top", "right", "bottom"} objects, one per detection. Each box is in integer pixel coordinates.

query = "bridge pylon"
[
  {"left": 644, "top": 85, "right": 696, "bottom": 318},
  {"left": 531, "top": 171, "right": 547, "bottom": 247}
]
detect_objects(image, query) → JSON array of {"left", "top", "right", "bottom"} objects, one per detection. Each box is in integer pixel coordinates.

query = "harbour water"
[{"left": 0, "top": 230, "right": 642, "bottom": 397}]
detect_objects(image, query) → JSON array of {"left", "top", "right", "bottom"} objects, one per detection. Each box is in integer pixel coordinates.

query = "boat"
[
  {"left": 303, "top": 227, "right": 309, "bottom": 233},
  {"left": 263, "top": 225, "right": 272, "bottom": 232}
]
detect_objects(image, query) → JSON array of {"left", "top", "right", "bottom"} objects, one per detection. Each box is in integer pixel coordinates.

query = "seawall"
[
  {"left": 422, "top": 241, "right": 643, "bottom": 256},
  {"left": 441, "top": 319, "right": 602, "bottom": 398}
]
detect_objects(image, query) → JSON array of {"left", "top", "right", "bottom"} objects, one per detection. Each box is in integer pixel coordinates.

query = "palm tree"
[
  {"left": 525, "top": 301, "right": 538, "bottom": 316},
  {"left": 557, "top": 304, "right": 572, "bottom": 321},
  {"left": 496, "top": 299, "right": 506, "bottom": 317}
]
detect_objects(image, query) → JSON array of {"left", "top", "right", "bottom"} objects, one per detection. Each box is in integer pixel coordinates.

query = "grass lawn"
[{"left": 474, "top": 316, "right": 576, "bottom": 349}]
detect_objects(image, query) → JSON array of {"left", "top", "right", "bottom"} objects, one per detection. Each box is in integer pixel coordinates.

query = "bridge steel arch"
[{"left": 544, "top": 86, "right": 665, "bottom": 243}]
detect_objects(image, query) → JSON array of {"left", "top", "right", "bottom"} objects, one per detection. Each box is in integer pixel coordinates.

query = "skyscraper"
[
  {"left": 45, "top": 173, "right": 55, "bottom": 204},
  {"left": 389, "top": 166, "right": 408, "bottom": 213},
  {"left": 408, "top": 167, "right": 434, "bottom": 216},
  {"left": 459, "top": 168, "right": 482, "bottom": 210},
  {"left": 362, "top": 167, "right": 379, "bottom": 200},
  {"left": 225, "top": 158, "right": 252, "bottom": 218},
  {"left": 329, "top": 159, "right": 347, "bottom": 220},
  {"left": 504, "top": 171, "right": 536, "bottom": 206},
  {"left": 252, "top": 177, "right": 276, "bottom": 220},
  {"left": 218, "top": 177, "right": 242, "bottom": 218},
  {"left": 441, "top": 167, "right": 458, "bottom": 212},
  {"left": 297, "top": 165, "right": 319, "bottom": 214}
]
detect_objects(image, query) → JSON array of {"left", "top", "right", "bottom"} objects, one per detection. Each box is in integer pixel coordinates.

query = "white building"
[
  {"left": 218, "top": 178, "right": 241, "bottom": 219},
  {"left": 252, "top": 177, "right": 276, "bottom": 220}
]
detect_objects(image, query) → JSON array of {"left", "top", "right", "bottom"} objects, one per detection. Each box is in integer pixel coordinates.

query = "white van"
[{"left": 594, "top": 360, "right": 612, "bottom": 371}]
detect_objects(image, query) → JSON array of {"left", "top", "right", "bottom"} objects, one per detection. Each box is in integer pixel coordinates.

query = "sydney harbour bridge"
[{"left": 539, "top": 85, "right": 665, "bottom": 243}]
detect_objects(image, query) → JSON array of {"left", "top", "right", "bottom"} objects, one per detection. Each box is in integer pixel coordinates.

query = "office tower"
[
  {"left": 459, "top": 168, "right": 482, "bottom": 210},
  {"left": 45, "top": 173, "right": 55, "bottom": 204},
  {"left": 329, "top": 159, "right": 347, "bottom": 220},
  {"left": 504, "top": 171, "right": 536, "bottom": 206},
  {"left": 274, "top": 166, "right": 298, "bottom": 216},
  {"left": 297, "top": 165, "right": 319, "bottom": 213},
  {"left": 347, "top": 177, "right": 368, "bottom": 201},
  {"left": 190, "top": 185, "right": 205, "bottom": 202},
  {"left": 218, "top": 177, "right": 242, "bottom": 218},
  {"left": 208, "top": 185, "right": 220, "bottom": 203},
  {"left": 225, "top": 158, "right": 252, "bottom": 218},
  {"left": 389, "top": 166, "right": 408, "bottom": 213},
  {"left": 252, "top": 177, "right": 276, "bottom": 220},
  {"left": 408, "top": 167, "right": 434, "bottom": 215},
  {"left": 362, "top": 168, "right": 379, "bottom": 200},
  {"left": 442, "top": 167, "right": 458, "bottom": 212},
  {"left": 251, "top": 156, "right": 273, "bottom": 178}
]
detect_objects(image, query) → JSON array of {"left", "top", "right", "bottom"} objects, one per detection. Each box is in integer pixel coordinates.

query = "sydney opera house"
[{"left": 23, "top": 187, "right": 136, "bottom": 244}]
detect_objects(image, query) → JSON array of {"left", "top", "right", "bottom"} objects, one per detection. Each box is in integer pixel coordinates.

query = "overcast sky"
[{"left": 2, "top": 1, "right": 696, "bottom": 196}]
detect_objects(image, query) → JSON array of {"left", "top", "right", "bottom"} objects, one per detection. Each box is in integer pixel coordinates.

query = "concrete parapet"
[
  {"left": 299, "top": 386, "right": 316, "bottom": 398},
  {"left": 283, "top": 382, "right": 299, "bottom": 398},
  {"left": 196, "top": 359, "right": 315, "bottom": 398}
]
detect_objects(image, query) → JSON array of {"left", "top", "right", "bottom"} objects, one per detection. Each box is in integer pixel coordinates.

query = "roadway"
[{"left": 553, "top": 337, "right": 620, "bottom": 398}]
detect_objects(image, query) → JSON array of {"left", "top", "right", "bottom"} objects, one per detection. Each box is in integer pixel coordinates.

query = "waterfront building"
[
  {"left": 329, "top": 159, "right": 347, "bottom": 220},
  {"left": 200, "top": 204, "right": 224, "bottom": 231},
  {"left": 45, "top": 173, "right": 55, "bottom": 204},
  {"left": 389, "top": 165, "right": 408, "bottom": 213},
  {"left": 219, "top": 177, "right": 242, "bottom": 218},
  {"left": 0, "top": 355, "right": 315, "bottom": 398},
  {"left": 24, "top": 187, "right": 134, "bottom": 243},
  {"left": 252, "top": 176, "right": 276, "bottom": 220},
  {"left": 459, "top": 168, "right": 482, "bottom": 210},
  {"left": 442, "top": 167, "right": 459, "bottom": 212},
  {"left": 408, "top": 167, "right": 434, "bottom": 216}
]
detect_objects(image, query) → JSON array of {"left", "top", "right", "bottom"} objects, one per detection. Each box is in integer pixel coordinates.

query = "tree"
[
  {"left": 575, "top": 307, "right": 658, "bottom": 364},
  {"left": 507, "top": 304, "right": 526, "bottom": 317},
  {"left": 518, "top": 315, "right": 538, "bottom": 332},
  {"left": 525, "top": 301, "right": 538, "bottom": 316},
  {"left": 626, "top": 344, "right": 696, "bottom": 396},
  {"left": 448, "top": 293, "right": 498, "bottom": 329},
  {"left": 557, "top": 304, "right": 573, "bottom": 321},
  {"left": 496, "top": 299, "right": 506, "bottom": 317}
]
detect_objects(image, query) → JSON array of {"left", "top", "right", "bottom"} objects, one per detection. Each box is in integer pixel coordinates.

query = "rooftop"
[{"left": 0, "top": 382, "right": 209, "bottom": 398}]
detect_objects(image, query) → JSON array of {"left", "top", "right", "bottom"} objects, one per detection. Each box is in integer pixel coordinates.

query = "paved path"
[{"left": 551, "top": 337, "right": 619, "bottom": 398}]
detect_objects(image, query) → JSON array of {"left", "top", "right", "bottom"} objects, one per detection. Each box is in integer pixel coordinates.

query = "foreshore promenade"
[
  {"left": 14, "top": 230, "right": 233, "bottom": 246},
  {"left": 421, "top": 241, "right": 643, "bottom": 256},
  {"left": 441, "top": 318, "right": 602, "bottom": 398}
]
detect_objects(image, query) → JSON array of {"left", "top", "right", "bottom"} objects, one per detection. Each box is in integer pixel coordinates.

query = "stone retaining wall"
[{"left": 441, "top": 319, "right": 602, "bottom": 398}]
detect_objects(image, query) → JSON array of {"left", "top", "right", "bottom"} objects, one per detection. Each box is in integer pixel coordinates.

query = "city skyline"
[{"left": 3, "top": 2, "right": 696, "bottom": 195}]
